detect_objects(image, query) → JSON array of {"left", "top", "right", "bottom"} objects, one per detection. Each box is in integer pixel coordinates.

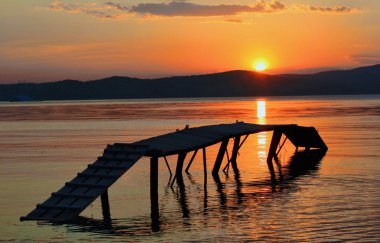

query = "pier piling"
[
  {"left": 150, "top": 156, "right": 159, "bottom": 231},
  {"left": 212, "top": 139, "right": 229, "bottom": 176},
  {"left": 231, "top": 136, "right": 241, "bottom": 173},
  {"left": 101, "top": 190, "right": 111, "bottom": 223}
]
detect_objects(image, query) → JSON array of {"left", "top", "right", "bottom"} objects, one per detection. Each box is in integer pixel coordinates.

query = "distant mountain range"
[{"left": 1, "top": 64, "right": 379, "bottom": 101}]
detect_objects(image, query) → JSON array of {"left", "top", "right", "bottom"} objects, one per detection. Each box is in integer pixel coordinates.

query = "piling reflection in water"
[{"left": 60, "top": 149, "right": 325, "bottom": 235}]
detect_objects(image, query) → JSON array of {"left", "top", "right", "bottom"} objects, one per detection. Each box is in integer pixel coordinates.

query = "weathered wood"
[
  {"left": 282, "top": 126, "right": 328, "bottom": 151},
  {"left": 222, "top": 149, "right": 231, "bottom": 173},
  {"left": 185, "top": 149, "right": 198, "bottom": 173},
  {"left": 276, "top": 136, "right": 288, "bottom": 156},
  {"left": 65, "top": 182, "right": 108, "bottom": 188},
  {"left": 230, "top": 136, "right": 241, "bottom": 172},
  {"left": 150, "top": 157, "right": 159, "bottom": 232},
  {"left": 77, "top": 172, "right": 118, "bottom": 179},
  {"left": 36, "top": 204, "right": 82, "bottom": 210},
  {"left": 203, "top": 147, "right": 207, "bottom": 186},
  {"left": 238, "top": 135, "right": 249, "bottom": 150},
  {"left": 101, "top": 190, "right": 111, "bottom": 222},
  {"left": 212, "top": 139, "right": 229, "bottom": 176},
  {"left": 163, "top": 156, "right": 172, "bottom": 177},
  {"left": 51, "top": 192, "right": 93, "bottom": 199}
]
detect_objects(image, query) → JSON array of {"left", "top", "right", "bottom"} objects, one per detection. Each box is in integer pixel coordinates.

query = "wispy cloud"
[
  {"left": 225, "top": 18, "right": 244, "bottom": 24},
  {"left": 104, "top": 2, "right": 129, "bottom": 11},
  {"left": 306, "top": 5, "right": 360, "bottom": 14},
  {"left": 48, "top": 1, "right": 361, "bottom": 19},
  {"left": 350, "top": 54, "right": 380, "bottom": 65},
  {"left": 49, "top": 1, "right": 129, "bottom": 19}
]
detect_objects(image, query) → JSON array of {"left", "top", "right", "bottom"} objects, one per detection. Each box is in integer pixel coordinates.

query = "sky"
[{"left": 1, "top": 0, "right": 380, "bottom": 83}]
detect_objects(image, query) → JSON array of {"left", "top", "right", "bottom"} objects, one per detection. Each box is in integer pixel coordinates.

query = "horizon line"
[{"left": 1, "top": 63, "right": 379, "bottom": 85}]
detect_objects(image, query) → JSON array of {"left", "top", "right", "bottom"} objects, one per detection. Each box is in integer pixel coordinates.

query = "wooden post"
[
  {"left": 212, "top": 139, "right": 229, "bottom": 176},
  {"left": 185, "top": 149, "right": 198, "bottom": 173},
  {"left": 150, "top": 156, "right": 159, "bottom": 232},
  {"left": 230, "top": 136, "right": 241, "bottom": 172},
  {"left": 101, "top": 189, "right": 111, "bottom": 223},
  {"left": 222, "top": 149, "right": 231, "bottom": 173},
  {"left": 267, "top": 129, "right": 282, "bottom": 175},
  {"left": 276, "top": 136, "right": 288, "bottom": 156},
  {"left": 163, "top": 156, "right": 172, "bottom": 177},
  {"left": 238, "top": 135, "right": 249, "bottom": 150},
  {"left": 203, "top": 147, "right": 208, "bottom": 212},
  {"left": 203, "top": 147, "right": 207, "bottom": 187}
]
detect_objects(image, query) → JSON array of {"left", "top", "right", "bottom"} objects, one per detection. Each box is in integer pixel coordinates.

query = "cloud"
[
  {"left": 128, "top": 1, "right": 286, "bottom": 17},
  {"left": 49, "top": 1, "right": 287, "bottom": 19},
  {"left": 303, "top": 5, "right": 360, "bottom": 14},
  {"left": 350, "top": 54, "right": 380, "bottom": 65},
  {"left": 270, "top": 1, "right": 286, "bottom": 10},
  {"left": 105, "top": 2, "right": 129, "bottom": 11},
  {"left": 49, "top": 1, "right": 129, "bottom": 19},
  {"left": 225, "top": 18, "right": 244, "bottom": 24},
  {"left": 48, "top": 1, "right": 360, "bottom": 19}
]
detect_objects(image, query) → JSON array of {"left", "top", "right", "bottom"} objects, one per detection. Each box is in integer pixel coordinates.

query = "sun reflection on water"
[
  {"left": 257, "top": 100, "right": 266, "bottom": 119},
  {"left": 256, "top": 100, "right": 267, "bottom": 164}
]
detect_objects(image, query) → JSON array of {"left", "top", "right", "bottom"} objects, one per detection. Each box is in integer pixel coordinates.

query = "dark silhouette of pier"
[{"left": 21, "top": 122, "right": 327, "bottom": 231}]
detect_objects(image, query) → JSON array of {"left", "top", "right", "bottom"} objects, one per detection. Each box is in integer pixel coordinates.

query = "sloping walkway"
[{"left": 21, "top": 122, "right": 327, "bottom": 222}]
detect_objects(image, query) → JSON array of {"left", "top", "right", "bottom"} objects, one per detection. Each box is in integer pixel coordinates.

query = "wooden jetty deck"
[{"left": 21, "top": 122, "right": 327, "bottom": 223}]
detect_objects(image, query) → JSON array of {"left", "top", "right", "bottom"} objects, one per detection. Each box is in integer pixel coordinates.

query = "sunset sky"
[{"left": 1, "top": 0, "right": 380, "bottom": 83}]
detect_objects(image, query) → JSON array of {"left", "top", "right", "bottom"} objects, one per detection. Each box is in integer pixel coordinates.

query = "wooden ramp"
[
  {"left": 282, "top": 126, "right": 328, "bottom": 150},
  {"left": 21, "top": 122, "right": 327, "bottom": 223},
  {"left": 20, "top": 144, "right": 148, "bottom": 222}
]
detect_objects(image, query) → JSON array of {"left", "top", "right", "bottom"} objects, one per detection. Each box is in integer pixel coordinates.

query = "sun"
[{"left": 252, "top": 59, "right": 268, "bottom": 72}]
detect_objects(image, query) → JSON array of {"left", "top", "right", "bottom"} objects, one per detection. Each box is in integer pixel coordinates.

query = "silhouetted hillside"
[{"left": 1, "top": 64, "right": 379, "bottom": 101}]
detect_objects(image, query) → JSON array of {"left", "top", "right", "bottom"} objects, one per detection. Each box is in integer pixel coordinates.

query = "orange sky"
[{"left": 0, "top": 0, "right": 379, "bottom": 83}]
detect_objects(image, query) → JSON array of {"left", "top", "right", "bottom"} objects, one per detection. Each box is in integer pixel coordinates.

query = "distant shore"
[{"left": 1, "top": 64, "right": 379, "bottom": 101}]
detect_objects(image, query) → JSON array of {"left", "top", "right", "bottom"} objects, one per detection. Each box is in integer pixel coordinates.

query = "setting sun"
[{"left": 253, "top": 59, "right": 268, "bottom": 72}]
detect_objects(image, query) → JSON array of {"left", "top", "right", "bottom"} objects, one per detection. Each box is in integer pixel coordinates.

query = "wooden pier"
[{"left": 20, "top": 122, "right": 327, "bottom": 224}]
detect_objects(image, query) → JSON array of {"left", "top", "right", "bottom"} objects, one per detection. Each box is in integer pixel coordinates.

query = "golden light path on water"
[
  {"left": 256, "top": 100, "right": 267, "bottom": 165},
  {"left": 257, "top": 100, "right": 266, "bottom": 119}
]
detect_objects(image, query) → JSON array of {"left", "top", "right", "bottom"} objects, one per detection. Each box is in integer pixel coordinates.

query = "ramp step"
[
  {"left": 88, "top": 164, "right": 130, "bottom": 170},
  {"left": 77, "top": 172, "right": 118, "bottom": 179},
  {"left": 20, "top": 143, "right": 147, "bottom": 222},
  {"left": 65, "top": 182, "right": 109, "bottom": 188},
  {"left": 37, "top": 204, "right": 82, "bottom": 210},
  {"left": 97, "top": 156, "right": 134, "bottom": 162},
  {"left": 104, "top": 147, "right": 146, "bottom": 154},
  {"left": 52, "top": 192, "right": 95, "bottom": 199}
]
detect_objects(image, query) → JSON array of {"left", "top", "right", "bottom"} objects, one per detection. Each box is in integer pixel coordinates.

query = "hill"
[{"left": 1, "top": 64, "right": 379, "bottom": 101}]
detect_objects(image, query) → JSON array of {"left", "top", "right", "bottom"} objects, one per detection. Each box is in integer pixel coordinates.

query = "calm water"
[{"left": 0, "top": 96, "right": 379, "bottom": 242}]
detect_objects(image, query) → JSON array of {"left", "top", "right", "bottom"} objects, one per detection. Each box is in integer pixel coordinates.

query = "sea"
[{"left": 0, "top": 95, "right": 379, "bottom": 242}]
